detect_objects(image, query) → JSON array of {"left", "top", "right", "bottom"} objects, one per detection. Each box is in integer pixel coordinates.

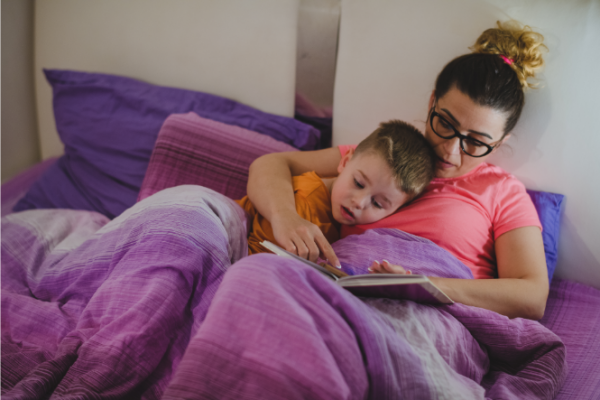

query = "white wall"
[
  {"left": 35, "top": 0, "right": 300, "bottom": 159},
  {"left": 1, "top": 0, "right": 40, "bottom": 182},
  {"left": 332, "top": 0, "right": 600, "bottom": 288}
]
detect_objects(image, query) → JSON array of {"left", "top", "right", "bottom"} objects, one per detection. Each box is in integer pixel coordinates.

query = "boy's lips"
[{"left": 340, "top": 206, "right": 355, "bottom": 221}]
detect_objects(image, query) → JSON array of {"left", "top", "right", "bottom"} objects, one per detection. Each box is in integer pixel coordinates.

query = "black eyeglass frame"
[{"left": 428, "top": 105, "right": 498, "bottom": 158}]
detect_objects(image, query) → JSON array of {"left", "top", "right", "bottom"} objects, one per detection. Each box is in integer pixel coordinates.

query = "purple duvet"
[{"left": 2, "top": 186, "right": 566, "bottom": 399}]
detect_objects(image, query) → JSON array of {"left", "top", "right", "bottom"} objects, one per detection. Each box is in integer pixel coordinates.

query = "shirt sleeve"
[{"left": 493, "top": 175, "right": 542, "bottom": 240}]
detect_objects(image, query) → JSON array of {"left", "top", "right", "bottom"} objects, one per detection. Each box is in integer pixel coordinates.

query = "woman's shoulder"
[
  {"left": 466, "top": 163, "right": 525, "bottom": 189},
  {"left": 428, "top": 163, "right": 528, "bottom": 209}
]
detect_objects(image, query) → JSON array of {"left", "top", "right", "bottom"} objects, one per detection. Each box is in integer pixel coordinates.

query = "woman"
[{"left": 246, "top": 21, "right": 549, "bottom": 320}]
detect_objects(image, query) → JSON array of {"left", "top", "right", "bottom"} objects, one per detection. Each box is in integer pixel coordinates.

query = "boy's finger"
[{"left": 316, "top": 235, "right": 340, "bottom": 268}]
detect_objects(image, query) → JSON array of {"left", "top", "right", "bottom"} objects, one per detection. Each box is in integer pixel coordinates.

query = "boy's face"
[{"left": 330, "top": 149, "right": 410, "bottom": 225}]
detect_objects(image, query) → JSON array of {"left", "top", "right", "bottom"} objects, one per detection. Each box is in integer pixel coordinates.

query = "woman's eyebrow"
[{"left": 441, "top": 107, "right": 493, "bottom": 140}]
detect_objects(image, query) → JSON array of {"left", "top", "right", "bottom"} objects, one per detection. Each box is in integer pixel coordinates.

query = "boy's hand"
[
  {"left": 368, "top": 260, "right": 412, "bottom": 275},
  {"left": 271, "top": 211, "right": 341, "bottom": 267}
]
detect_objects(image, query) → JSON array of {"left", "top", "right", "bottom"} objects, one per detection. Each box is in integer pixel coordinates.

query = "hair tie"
[{"left": 500, "top": 54, "right": 514, "bottom": 66}]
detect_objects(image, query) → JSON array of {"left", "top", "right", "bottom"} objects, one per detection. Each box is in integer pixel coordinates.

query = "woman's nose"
[{"left": 444, "top": 136, "right": 462, "bottom": 155}]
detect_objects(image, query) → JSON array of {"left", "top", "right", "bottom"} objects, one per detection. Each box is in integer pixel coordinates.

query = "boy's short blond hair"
[{"left": 354, "top": 120, "right": 435, "bottom": 198}]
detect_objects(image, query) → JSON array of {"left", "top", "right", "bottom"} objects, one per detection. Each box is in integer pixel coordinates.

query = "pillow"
[
  {"left": 14, "top": 69, "right": 319, "bottom": 219},
  {"left": 527, "top": 189, "right": 565, "bottom": 282},
  {"left": 138, "top": 112, "right": 298, "bottom": 202}
]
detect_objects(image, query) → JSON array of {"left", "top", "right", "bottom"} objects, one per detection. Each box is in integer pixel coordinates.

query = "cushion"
[
  {"left": 527, "top": 189, "right": 565, "bottom": 282},
  {"left": 138, "top": 112, "right": 298, "bottom": 202},
  {"left": 14, "top": 69, "right": 319, "bottom": 219}
]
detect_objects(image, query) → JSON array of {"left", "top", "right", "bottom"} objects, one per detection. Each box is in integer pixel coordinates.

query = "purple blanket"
[
  {"left": 2, "top": 186, "right": 247, "bottom": 399},
  {"left": 2, "top": 186, "right": 566, "bottom": 399}
]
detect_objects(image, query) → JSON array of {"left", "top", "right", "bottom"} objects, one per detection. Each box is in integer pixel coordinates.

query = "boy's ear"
[{"left": 337, "top": 148, "right": 355, "bottom": 174}]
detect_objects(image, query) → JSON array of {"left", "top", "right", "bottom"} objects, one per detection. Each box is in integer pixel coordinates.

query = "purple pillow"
[
  {"left": 138, "top": 112, "right": 297, "bottom": 202},
  {"left": 14, "top": 69, "right": 319, "bottom": 219},
  {"left": 527, "top": 189, "right": 565, "bottom": 282}
]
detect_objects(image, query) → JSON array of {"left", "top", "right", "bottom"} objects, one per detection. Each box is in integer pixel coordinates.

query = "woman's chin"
[{"left": 435, "top": 168, "right": 457, "bottom": 178}]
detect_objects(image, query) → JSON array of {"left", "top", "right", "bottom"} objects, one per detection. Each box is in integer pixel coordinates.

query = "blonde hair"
[
  {"left": 471, "top": 20, "right": 547, "bottom": 90},
  {"left": 354, "top": 120, "right": 435, "bottom": 198}
]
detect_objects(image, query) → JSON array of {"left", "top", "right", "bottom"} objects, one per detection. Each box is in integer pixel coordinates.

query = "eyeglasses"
[{"left": 429, "top": 105, "right": 498, "bottom": 158}]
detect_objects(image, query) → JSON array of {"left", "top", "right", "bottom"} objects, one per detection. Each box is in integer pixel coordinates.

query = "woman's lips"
[
  {"left": 341, "top": 206, "right": 355, "bottom": 221},
  {"left": 436, "top": 156, "right": 454, "bottom": 169}
]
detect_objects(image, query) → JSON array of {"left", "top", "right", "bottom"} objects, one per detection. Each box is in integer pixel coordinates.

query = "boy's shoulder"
[{"left": 293, "top": 171, "right": 330, "bottom": 200}]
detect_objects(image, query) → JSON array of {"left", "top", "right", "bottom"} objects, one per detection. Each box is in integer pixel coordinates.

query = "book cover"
[{"left": 260, "top": 241, "right": 453, "bottom": 305}]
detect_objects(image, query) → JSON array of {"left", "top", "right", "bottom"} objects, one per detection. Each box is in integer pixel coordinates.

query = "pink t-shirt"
[{"left": 338, "top": 145, "right": 542, "bottom": 279}]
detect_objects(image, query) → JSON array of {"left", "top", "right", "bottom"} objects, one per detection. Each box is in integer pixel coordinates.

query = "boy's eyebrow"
[
  {"left": 358, "top": 170, "right": 392, "bottom": 206},
  {"left": 440, "top": 107, "right": 493, "bottom": 140}
]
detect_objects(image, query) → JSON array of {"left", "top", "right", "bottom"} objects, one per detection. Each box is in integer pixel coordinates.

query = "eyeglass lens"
[{"left": 430, "top": 113, "right": 492, "bottom": 157}]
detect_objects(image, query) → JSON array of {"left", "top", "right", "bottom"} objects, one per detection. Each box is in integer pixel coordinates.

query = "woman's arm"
[
  {"left": 429, "top": 226, "right": 549, "bottom": 319},
  {"left": 247, "top": 148, "right": 343, "bottom": 265}
]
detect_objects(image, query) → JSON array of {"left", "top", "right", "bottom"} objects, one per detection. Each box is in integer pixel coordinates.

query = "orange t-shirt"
[
  {"left": 237, "top": 171, "right": 340, "bottom": 255},
  {"left": 338, "top": 145, "right": 541, "bottom": 279}
]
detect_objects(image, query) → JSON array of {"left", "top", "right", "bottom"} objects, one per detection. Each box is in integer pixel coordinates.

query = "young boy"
[{"left": 236, "top": 120, "right": 435, "bottom": 258}]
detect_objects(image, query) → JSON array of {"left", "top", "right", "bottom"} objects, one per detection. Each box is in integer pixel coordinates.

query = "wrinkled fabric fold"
[
  {"left": 3, "top": 187, "right": 565, "bottom": 399},
  {"left": 2, "top": 186, "right": 247, "bottom": 399},
  {"left": 164, "top": 229, "right": 566, "bottom": 400}
]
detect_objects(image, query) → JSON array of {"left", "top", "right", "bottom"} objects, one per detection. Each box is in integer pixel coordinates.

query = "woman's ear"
[
  {"left": 491, "top": 134, "right": 512, "bottom": 154},
  {"left": 337, "top": 148, "right": 354, "bottom": 174},
  {"left": 500, "top": 134, "right": 511, "bottom": 145},
  {"left": 428, "top": 91, "right": 436, "bottom": 110}
]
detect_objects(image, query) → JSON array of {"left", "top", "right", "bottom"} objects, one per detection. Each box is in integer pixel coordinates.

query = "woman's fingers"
[
  {"left": 271, "top": 212, "right": 338, "bottom": 265},
  {"left": 369, "top": 260, "right": 411, "bottom": 275},
  {"left": 291, "top": 238, "right": 309, "bottom": 260},
  {"left": 314, "top": 234, "right": 340, "bottom": 267},
  {"left": 368, "top": 260, "right": 382, "bottom": 273}
]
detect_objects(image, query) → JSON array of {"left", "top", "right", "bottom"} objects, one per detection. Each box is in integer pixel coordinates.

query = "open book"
[{"left": 260, "top": 241, "right": 453, "bottom": 305}]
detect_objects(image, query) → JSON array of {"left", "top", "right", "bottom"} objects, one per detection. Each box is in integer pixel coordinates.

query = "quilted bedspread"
[{"left": 2, "top": 186, "right": 566, "bottom": 399}]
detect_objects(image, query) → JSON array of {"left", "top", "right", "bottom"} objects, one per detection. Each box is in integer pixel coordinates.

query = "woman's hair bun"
[{"left": 471, "top": 20, "right": 547, "bottom": 89}]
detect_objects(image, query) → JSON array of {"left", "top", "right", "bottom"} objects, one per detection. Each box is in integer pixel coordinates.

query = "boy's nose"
[{"left": 351, "top": 195, "right": 368, "bottom": 210}]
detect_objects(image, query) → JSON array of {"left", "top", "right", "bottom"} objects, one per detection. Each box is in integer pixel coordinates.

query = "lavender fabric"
[
  {"left": 2, "top": 186, "right": 248, "bottom": 399},
  {"left": 165, "top": 229, "right": 566, "bottom": 400},
  {"left": 13, "top": 69, "right": 319, "bottom": 219},
  {"left": 138, "top": 112, "right": 297, "bottom": 202},
  {"left": 2, "top": 188, "right": 567, "bottom": 399},
  {"left": 541, "top": 278, "right": 600, "bottom": 399}
]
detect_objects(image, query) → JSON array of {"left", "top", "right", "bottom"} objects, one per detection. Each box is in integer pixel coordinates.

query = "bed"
[{"left": 2, "top": 1, "right": 600, "bottom": 399}]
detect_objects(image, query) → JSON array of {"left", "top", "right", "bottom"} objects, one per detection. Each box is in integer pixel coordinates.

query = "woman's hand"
[
  {"left": 368, "top": 260, "right": 412, "bottom": 275},
  {"left": 271, "top": 210, "right": 340, "bottom": 266},
  {"left": 246, "top": 148, "right": 343, "bottom": 266},
  {"left": 429, "top": 226, "right": 549, "bottom": 320}
]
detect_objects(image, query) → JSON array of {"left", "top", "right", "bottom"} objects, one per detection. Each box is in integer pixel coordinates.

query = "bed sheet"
[{"left": 541, "top": 278, "right": 600, "bottom": 399}]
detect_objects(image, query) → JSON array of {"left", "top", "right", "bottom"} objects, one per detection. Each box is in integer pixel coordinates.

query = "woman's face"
[{"left": 425, "top": 87, "right": 509, "bottom": 179}]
